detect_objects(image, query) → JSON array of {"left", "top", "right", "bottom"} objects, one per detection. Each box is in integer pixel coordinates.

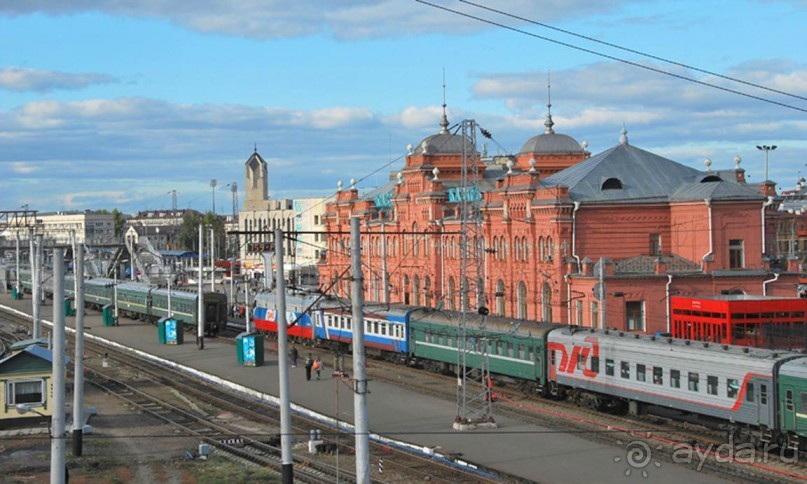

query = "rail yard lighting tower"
[{"left": 756, "top": 145, "right": 777, "bottom": 182}]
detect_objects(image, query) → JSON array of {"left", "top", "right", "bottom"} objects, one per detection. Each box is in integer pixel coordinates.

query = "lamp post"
[{"left": 756, "top": 145, "right": 777, "bottom": 182}]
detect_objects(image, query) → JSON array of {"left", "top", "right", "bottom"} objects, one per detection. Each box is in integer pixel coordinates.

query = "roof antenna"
[
  {"left": 440, "top": 68, "right": 449, "bottom": 134},
  {"left": 544, "top": 70, "right": 555, "bottom": 134}
]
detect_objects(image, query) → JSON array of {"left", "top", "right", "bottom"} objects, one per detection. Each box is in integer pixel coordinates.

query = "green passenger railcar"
[
  {"left": 777, "top": 358, "right": 807, "bottom": 450},
  {"left": 408, "top": 309, "right": 559, "bottom": 388},
  {"left": 114, "top": 282, "right": 150, "bottom": 318}
]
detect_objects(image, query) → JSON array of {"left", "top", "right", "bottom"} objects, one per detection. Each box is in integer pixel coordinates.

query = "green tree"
[
  {"left": 111, "top": 208, "right": 125, "bottom": 237},
  {"left": 178, "top": 210, "right": 226, "bottom": 256},
  {"left": 95, "top": 208, "right": 126, "bottom": 237}
]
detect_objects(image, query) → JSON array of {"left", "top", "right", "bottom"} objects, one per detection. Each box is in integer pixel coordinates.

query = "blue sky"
[{"left": 1, "top": 0, "right": 806, "bottom": 215}]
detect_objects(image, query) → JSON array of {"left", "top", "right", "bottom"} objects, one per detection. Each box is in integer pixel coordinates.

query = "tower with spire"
[
  {"left": 513, "top": 72, "right": 589, "bottom": 176},
  {"left": 244, "top": 146, "right": 269, "bottom": 211}
]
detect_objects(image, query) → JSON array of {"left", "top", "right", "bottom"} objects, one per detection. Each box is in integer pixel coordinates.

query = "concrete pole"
[
  {"left": 113, "top": 267, "right": 119, "bottom": 319},
  {"left": 599, "top": 258, "right": 606, "bottom": 330},
  {"left": 245, "top": 285, "right": 251, "bottom": 333},
  {"left": 51, "top": 248, "right": 66, "bottom": 484},
  {"left": 210, "top": 227, "right": 215, "bottom": 292},
  {"left": 197, "top": 224, "right": 204, "bottom": 349},
  {"left": 72, "top": 244, "right": 85, "bottom": 456},
  {"left": 229, "top": 254, "right": 235, "bottom": 307},
  {"left": 274, "top": 228, "right": 293, "bottom": 483},
  {"left": 15, "top": 232, "right": 20, "bottom": 295},
  {"left": 30, "top": 231, "right": 40, "bottom": 339},
  {"left": 37, "top": 234, "right": 44, "bottom": 306},
  {"left": 381, "top": 221, "right": 389, "bottom": 305},
  {"left": 350, "top": 217, "right": 370, "bottom": 483},
  {"left": 167, "top": 265, "right": 173, "bottom": 318},
  {"left": 260, "top": 251, "right": 275, "bottom": 333}
]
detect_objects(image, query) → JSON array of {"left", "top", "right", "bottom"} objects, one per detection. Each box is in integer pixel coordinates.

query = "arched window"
[
  {"left": 517, "top": 281, "right": 527, "bottom": 319},
  {"left": 546, "top": 237, "right": 554, "bottom": 261},
  {"left": 496, "top": 280, "right": 506, "bottom": 316},
  {"left": 413, "top": 275, "right": 421, "bottom": 306},
  {"left": 601, "top": 178, "right": 623, "bottom": 190},
  {"left": 403, "top": 275, "right": 411, "bottom": 305},
  {"left": 412, "top": 223, "right": 419, "bottom": 256},
  {"left": 522, "top": 236, "right": 529, "bottom": 261},
  {"left": 424, "top": 276, "right": 432, "bottom": 307},
  {"left": 448, "top": 277, "right": 457, "bottom": 311},
  {"left": 542, "top": 282, "right": 553, "bottom": 322},
  {"left": 514, "top": 238, "right": 521, "bottom": 261},
  {"left": 538, "top": 236, "right": 545, "bottom": 261}
]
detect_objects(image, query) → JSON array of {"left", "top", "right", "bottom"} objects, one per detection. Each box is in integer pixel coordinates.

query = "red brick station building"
[{"left": 320, "top": 105, "right": 800, "bottom": 335}]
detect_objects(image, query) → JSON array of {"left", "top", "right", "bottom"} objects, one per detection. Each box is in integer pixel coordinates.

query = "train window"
[
  {"left": 688, "top": 373, "right": 699, "bottom": 392},
  {"left": 636, "top": 364, "right": 646, "bottom": 382},
  {"left": 605, "top": 359, "right": 614, "bottom": 376},
  {"left": 380, "top": 323, "right": 387, "bottom": 336},
  {"left": 793, "top": 312, "right": 805, "bottom": 318},
  {"left": 760, "top": 384, "right": 768, "bottom": 405},
  {"left": 727, "top": 379, "right": 739, "bottom": 399},
  {"left": 653, "top": 367, "right": 663, "bottom": 385},
  {"left": 508, "top": 342, "right": 514, "bottom": 357},
  {"left": 551, "top": 350, "right": 556, "bottom": 366},
  {"left": 746, "top": 382, "right": 755, "bottom": 402},
  {"left": 591, "top": 357, "right": 600, "bottom": 374},
  {"left": 620, "top": 361, "right": 629, "bottom": 379},
  {"left": 730, "top": 313, "right": 744, "bottom": 319},
  {"left": 670, "top": 370, "right": 681, "bottom": 388},
  {"left": 801, "top": 392, "right": 807, "bottom": 412},
  {"left": 760, "top": 312, "right": 774, "bottom": 320},
  {"left": 577, "top": 354, "right": 585, "bottom": 370},
  {"left": 707, "top": 376, "right": 718, "bottom": 395},
  {"left": 519, "top": 345, "right": 525, "bottom": 360},
  {"left": 786, "top": 390, "right": 794, "bottom": 411}
]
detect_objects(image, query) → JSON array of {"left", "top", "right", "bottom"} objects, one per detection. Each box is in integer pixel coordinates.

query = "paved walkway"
[{"left": 0, "top": 293, "right": 725, "bottom": 483}]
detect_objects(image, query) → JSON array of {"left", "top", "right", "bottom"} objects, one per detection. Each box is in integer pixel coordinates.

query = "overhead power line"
[
  {"left": 459, "top": 0, "right": 807, "bottom": 103},
  {"left": 415, "top": 0, "right": 807, "bottom": 114}
]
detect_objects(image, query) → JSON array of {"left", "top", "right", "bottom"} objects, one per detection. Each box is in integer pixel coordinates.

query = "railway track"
[
  {"left": 219, "top": 328, "right": 807, "bottom": 482},
  {"left": 84, "top": 366, "right": 337, "bottom": 483},
  {"left": 0, "top": 309, "right": 503, "bottom": 483}
]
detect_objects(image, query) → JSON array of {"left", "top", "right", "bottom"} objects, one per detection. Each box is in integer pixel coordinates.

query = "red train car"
[{"left": 670, "top": 295, "right": 807, "bottom": 349}]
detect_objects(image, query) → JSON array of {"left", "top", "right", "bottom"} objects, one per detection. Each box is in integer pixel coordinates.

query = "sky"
[{"left": 1, "top": 0, "right": 806, "bottom": 215}]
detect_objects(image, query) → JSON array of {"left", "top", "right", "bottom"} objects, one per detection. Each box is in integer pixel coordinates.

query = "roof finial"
[
  {"left": 544, "top": 70, "right": 555, "bottom": 134},
  {"left": 619, "top": 124, "right": 629, "bottom": 145},
  {"left": 254, "top": 143, "right": 257, "bottom": 153},
  {"left": 440, "top": 68, "right": 449, "bottom": 134}
]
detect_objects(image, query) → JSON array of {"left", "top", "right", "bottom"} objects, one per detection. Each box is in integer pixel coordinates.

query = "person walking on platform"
[
  {"left": 290, "top": 346, "right": 299, "bottom": 367},
  {"left": 313, "top": 356, "right": 322, "bottom": 380},
  {"left": 305, "top": 354, "right": 314, "bottom": 381}
]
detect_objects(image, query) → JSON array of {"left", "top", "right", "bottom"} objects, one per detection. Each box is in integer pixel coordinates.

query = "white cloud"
[
  {"left": 10, "top": 161, "right": 39, "bottom": 174},
  {"left": 0, "top": 1, "right": 628, "bottom": 40},
  {"left": 0, "top": 67, "right": 116, "bottom": 92}
]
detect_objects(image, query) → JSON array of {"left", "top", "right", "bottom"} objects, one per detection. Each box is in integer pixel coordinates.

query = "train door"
[
  {"left": 752, "top": 378, "right": 773, "bottom": 428},
  {"left": 781, "top": 386, "right": 797, "bottom": 432}
]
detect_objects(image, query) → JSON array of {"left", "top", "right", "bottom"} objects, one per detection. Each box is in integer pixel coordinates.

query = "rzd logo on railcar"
[{"left": 547, "top": 336, "right": 599, "bottom": 379}]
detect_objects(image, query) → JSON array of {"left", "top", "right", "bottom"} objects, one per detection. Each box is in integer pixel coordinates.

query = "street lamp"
[{"left": 756, "top": 145, "right": 777, "bottom": 182}]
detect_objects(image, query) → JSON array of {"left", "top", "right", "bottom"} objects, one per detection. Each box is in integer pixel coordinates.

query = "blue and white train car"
[
  {"left": 253, "top": 291, "right": 318, "bottom": 341},
  {"left": 314, "top": 302, "right": 410, "bottom": 355}
]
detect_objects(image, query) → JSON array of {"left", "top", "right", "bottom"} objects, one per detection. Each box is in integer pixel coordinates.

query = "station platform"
[{"left": 0, "top": 293, "right": 724, "bottom": 483}]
